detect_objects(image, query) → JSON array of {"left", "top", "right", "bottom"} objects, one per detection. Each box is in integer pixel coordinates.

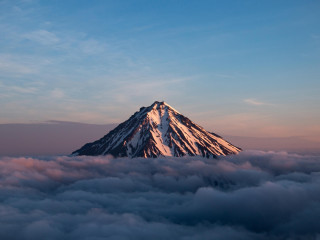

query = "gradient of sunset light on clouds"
[{"left": 0, "top": 0, "right": 320, "bottom": 149}]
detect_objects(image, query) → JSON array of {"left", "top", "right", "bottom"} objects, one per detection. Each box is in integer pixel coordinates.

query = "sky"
[
  {"left": 1, "top": 0, "right": 320, "bottom": 144},
  {"left": 1, "top": 2, "right": 320, "bottom": 238}
]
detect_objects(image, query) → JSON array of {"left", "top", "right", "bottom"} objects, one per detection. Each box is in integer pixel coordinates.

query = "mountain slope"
[{"left": 72, "top": 101, "right": 242, "bottom": 158}]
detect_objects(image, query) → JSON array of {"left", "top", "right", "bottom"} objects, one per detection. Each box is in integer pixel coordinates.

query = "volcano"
[{"left": 72, "top": 101, "right": 241, "bottom": 158}]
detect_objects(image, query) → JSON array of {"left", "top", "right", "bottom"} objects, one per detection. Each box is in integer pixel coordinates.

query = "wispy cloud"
[
  {"left": 108, "top": 76, "right": 196, "bottom": 105},
  {"left": 244, "top": 98, "right": 270, "bottom": 106},
  {"left": 0, "top": 55, "right": 38, "bottom": 75},
  {"left": 23, "top": 29, "right": 60, "bottom": 45},
  {"left": 79, "top": 39, "right": 107, "bottom": 55},
  {"left": 0, "top": 82, "right": 38, "bottom": 95},
  {"left": 50, "top": 88, "right": 65, "bottom": 99},
  {"left": 9, "top": 85, "right": 38, "bottom": 94}
]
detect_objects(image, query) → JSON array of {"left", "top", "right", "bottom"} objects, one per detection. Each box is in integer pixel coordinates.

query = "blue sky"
[{"left": 0, "top": 0, "right": 319, "bottom": 141}]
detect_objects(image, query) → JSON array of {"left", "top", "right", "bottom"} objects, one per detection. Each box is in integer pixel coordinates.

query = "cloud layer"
[{"left": 1, "top": 151, "right": 320, "bottom": 239}]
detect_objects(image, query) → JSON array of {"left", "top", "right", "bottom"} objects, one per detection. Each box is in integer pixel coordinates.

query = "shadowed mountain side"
[{"left": 0, "top": 121, "right": 116, "bottom": 156}]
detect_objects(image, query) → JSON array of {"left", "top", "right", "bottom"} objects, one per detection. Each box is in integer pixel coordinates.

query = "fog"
[
  {"left": 1, "top": 151, "right": 320, "bottom": 239},
  {"left": 0, "top": 121, "right": 116, "bottom": 156},
  {"left": 1, "top": 121, "right": 319, "bottom": 156}
]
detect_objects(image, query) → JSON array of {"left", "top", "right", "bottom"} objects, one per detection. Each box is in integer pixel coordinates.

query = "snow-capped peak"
[
  {"left": 72, "top": 101, "right": 242, "bottom": 158},
  {"left": 150, "top": 101, "right": 181, "bottom": 114}
]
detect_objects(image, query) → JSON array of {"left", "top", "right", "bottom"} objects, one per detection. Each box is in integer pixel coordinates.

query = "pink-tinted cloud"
[
  {"left": 244, "top": 98, "right": 270, "bottom": 106},
  {"left": 1, "top": 151, "right": 320, "bottom": 239}
]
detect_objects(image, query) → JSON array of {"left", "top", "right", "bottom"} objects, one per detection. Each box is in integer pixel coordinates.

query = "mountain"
[{"left": 72, "top": 101, "right": 242, "bottom": 158}]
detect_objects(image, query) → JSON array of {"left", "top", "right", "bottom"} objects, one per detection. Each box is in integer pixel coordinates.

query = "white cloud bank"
[{"left": 0, "top": 151, "right": 320, "bottom": 239}]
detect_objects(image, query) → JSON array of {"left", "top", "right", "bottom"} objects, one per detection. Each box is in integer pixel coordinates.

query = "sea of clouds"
[{"left": 1, "top": 150, "right": 320, "bottom": 240}]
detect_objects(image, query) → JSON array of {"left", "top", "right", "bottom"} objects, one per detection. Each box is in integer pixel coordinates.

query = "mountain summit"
[{"left": 72, "top": 101, "right": 241, "bottom": 158}]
